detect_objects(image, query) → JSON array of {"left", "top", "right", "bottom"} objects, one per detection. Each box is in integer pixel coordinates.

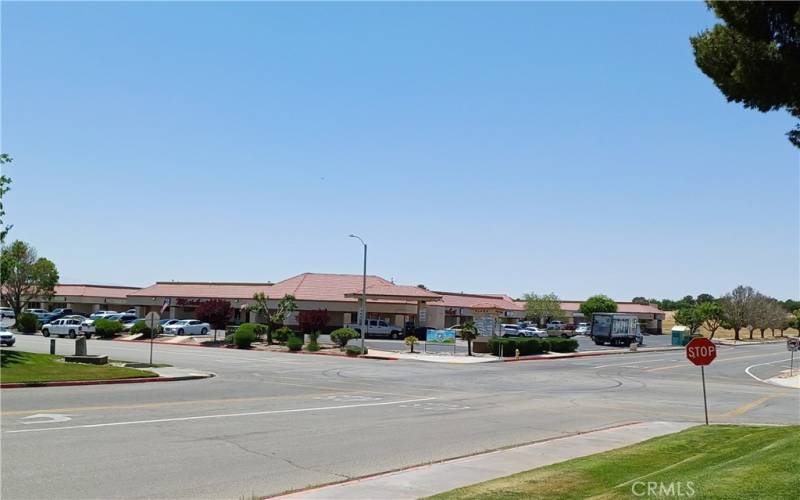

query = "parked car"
[
  {"left": 42, "top": 318, "right": 87, "bottom": 339},
  {"left": 0, "top": 307, "right": 16, "bottom": 319},
  {"left": 575, "top": 325, "right": 591, "bottom": 335},
  {"left": 518, "top": 327, "right": 549, "bottom": 338},
  {"left": 89, "top": 310, "right": 119, "bottom": 320},
  {"left": 48, "top": 308, "right": 74, "bottom": 320},
  {"left": 125, "top": 309, "right": 137, "bottom": 315},
  {"left": 80, "top": 313, "right": 135, "bottom": 335},
  {"left": 24, "top": 308, "right": 48, "bottom": 315},
  {"left": 163, "top": 320, "right": 210, "bottom": 336},
  {"left": 344, "top": 319, "right": 404, "bottom": 339},
  {"left": 122, "top": 318, "right": 142, "bottom": 332},
  {"left": 62, "top": 314, "right": 88, "bottom": 321},
  {"left": 501, "top": 324, "right": 522, "bottom": 337},
  {"left": 545, "top": 320, "right": 566, "bottom": 330},
  {"left": 0, "top": 328, "right": 15, "bottom": 346},
  {"left": 563, "top": 323, "right": 576, "bottom": 331},
  {"left": 446, "top": 324, "right": 464, "bottom": 338}
]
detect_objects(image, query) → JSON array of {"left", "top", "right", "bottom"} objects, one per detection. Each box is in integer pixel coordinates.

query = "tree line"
[{"left": 667, "top": 286, "right": 798, "bottom": 341}]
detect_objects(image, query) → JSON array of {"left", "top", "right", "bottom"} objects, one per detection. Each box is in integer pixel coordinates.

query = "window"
[{"left": 379, "top": 321, "right": 388, "bottom": 327}]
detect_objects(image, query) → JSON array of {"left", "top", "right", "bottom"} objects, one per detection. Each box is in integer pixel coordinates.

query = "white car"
[
  {"left": 122, "top": 318, "right": 144, "bottom": 332},
  {"left": 24, "top": 308, "right": 48, "bottom": 315},
  {"left": 42, "top": 318, "right": 86, "bottom": 339},
  {"left": 575, "top": 325, "right": 591, "bottom": 335},
  {"left": 545, "top": 320, "right": 566, "bottom": 330},
  {"left": 519, "top": 327, "right": 549, "bottom": 338},
  {"left": 0, "top": 329, "right": 15, "bottom": 346},
  {"left": 163, "top": 320, "right": 210, "bottom": 336},
  {"left": 89, "top": 310, "right": 119, "bottom": 320},
  {"left": 0, "top": 307, "right": 15, "bottom": 319}
]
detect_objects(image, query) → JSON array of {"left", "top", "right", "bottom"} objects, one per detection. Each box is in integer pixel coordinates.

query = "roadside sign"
[
  {"left": 787, "top": 338, "right": 799, "bottom": 352},
  {"left": 686, "top": 337, "right": 716, "bottom": 366},
  {"left": 144, "top": 311, "right": 160, "bottom": 365},
  {"left": 426, "top": 330, "right": 455, "bottom": 344},
  {"left": 145, "top": 311, "right": 160, "bottom": 330},
  {"left": 685, "top": 337, "right": 716, "bottom": 425}
]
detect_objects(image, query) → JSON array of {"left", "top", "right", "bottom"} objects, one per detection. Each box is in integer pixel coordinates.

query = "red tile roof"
[
  {"left": 127, "top": 282, "right": 272, "bottom": 299},
  {"left": 345, "top": 284, "right": 442, "bottom": 301},
  {"left": 54, "top": 284, "right": 140, "bottom": 299},
  {"left": 560, "top": 301, "right": 663, "bottom": 315},
  {"left": 430, "top": 292, "right": 525, "bottom": 311}
]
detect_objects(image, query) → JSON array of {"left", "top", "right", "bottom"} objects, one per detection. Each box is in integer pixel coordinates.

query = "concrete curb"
[
  {"left": 0, "top": 373, "right": 214, "bottom": 389},
  {"left": 501, "top": 346, "right": 685, "bottom": 362}
]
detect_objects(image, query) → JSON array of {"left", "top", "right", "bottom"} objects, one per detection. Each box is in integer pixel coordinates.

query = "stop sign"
[{"left": 686, "top": 337, "right": 717, "bottom": 366}]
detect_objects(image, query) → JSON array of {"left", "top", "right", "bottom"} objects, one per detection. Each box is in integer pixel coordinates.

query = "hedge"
[
  {"left": 16, "top": 312, "right": 38, "bottom": 333},
  {"left": 345, "top": 345, "right": 367, "bottom": 356},
  {"left": 130, "top": 320, "right": 157, "bottom": 338},
  {"left": 489, "top": 337, "right": 550, "bottom": 357},
  {"left": 234, "top": 323, "right": 262, "bottom": 349},
  {"left": 547, "top": 338, "right": 578, "bottom": 353},
  {"left": 286, "top": 336, "right": 303, "bottom": 352},
  {"left": 95, "top": 319, "right": 123, "bottom": 338},
  {"left": 273, "top": 326, "right": 294, "bottom": 343}
]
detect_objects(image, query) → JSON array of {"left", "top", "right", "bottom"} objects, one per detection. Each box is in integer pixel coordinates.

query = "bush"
[
  {"left": 95, "top": 319, "right": 123, "bottom": 338},
  {"left": 130, "top": 320, "right": 158, "bottom": 338},
  {"left": 547, "top": 338, "right": 578, "bottom": 353},
  {"left": 330, "top": 327, "right": 359, "bottom": 348},
  {"left": 345, "top": 345, "right": 367, "bottom": 357},
  {"left": 224, "top": 334, "right": 235, "bottom": 345},
  {"left": 273, "top": 326, "right": 294, "bottom": 343},
  {"left": 489, "top": 337, "right": 550, "bottom": 357},
  {"left": 286, "top": 336, "right": 303, "bottom": 352},
  {"left": 234, "top": 323, "right": 261, "bottom": 349},
  {"left": 306, "top": 340, "right": 321, "bottom": 352},
  {"left": 16, "top": 312, "right": 38, "bottom": 333}
]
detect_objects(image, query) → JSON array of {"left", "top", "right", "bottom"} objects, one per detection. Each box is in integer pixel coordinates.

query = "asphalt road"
[{"left": 2, "top": 336, "right": 797, "bottom": 499}]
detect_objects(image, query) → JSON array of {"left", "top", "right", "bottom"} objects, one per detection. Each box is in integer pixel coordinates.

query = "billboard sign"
[{"left": 426, "top": 329, "right": 455, "bottom": 344}]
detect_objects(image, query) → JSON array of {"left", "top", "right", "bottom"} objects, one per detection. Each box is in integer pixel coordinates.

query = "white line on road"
[
  {"left": 592, "top": 359, "right": 666, "bottom": 369},
  {"left": 3, "top": 397, "right": 437, "bottom": 434},
  {"left": 744, "top": 358, "right": 792, "bottom": 383}
]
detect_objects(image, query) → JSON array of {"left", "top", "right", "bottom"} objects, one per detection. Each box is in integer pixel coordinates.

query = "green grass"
[
  {"left": 428, "top": 425, "right": 799, "bottom": 500},
  {"left": 1, "top": 350, "right": 157, "bottom": 384}
]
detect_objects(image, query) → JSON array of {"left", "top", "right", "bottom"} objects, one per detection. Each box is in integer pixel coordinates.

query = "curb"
[
  {"left": 269, "top": 420, "right": 646, "bottom": 498},
  {"left": 500, "top": 346, "right": 685, "bottom": 362},
  {"left": 0, "top": 373, "right": 214, "bottom": 389}
]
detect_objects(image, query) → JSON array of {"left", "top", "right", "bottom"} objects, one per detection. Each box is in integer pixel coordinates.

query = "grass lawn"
[
  {"left": 1, "top": 350, "right": 157, "bottom": 384},
  {"left": 428, "top": 425, "right": 799, "bottom": 500}
]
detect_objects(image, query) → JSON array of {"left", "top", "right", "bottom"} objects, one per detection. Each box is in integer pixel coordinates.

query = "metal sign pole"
[
  {"left": 701, "top": 365, "right": 709, "bottom": 425},
  {"left": 791, "top": 350, "right": 795, "bottom": 377},
  {"left": 149, "top": 326, "right": 154, "bottom": 366}
]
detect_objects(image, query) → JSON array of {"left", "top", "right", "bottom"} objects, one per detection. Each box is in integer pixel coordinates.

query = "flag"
[{"left": 160, "top": 298, "right": 171, "bottom": 314}]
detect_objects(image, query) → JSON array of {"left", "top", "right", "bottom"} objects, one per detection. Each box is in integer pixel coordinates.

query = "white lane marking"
[
  {"left": 4, "top": 397, "right": 436, "bottom": 434},
  {"left": 592, "top": 359, "right": 666, "bottom": 369},
  {"left": 745, "top": 358, "right": 793, "bottom": 383},
  {"left": 20, "top": 414, "right": 72, "bottom": 425}
]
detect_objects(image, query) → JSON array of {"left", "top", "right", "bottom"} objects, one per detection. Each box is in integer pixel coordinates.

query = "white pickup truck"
[{"left": 344, "top": 319, "right": 404, "bottom": 339}]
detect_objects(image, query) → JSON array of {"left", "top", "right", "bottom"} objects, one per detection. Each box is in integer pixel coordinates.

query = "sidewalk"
[{"left": 275, "top": 421, "right": 694, "bottom": 499}]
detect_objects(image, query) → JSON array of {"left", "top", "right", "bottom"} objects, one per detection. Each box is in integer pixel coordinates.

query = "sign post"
[
  {"left": 787, "top": 338, "right": 799, "bottom": 376},
  {"left": 145, "top": 311, "right": 160, "bottom": 366},
  {"left": 686, "top": 337, "right": 717, "bottom": 425}
]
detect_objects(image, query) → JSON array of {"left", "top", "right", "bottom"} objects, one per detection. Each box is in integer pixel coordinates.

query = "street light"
[{"left": 349, "top": 234, "right": 367, "bottom": 354}]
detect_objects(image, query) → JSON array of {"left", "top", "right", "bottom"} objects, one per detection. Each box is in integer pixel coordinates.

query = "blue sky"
[{"left": 2, "top": 1, "right": 797, "bottom": 301}]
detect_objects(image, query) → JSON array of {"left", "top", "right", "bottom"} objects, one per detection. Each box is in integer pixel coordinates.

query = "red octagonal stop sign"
[{"left": 686, "top": 337, "right": 717, "bottom": 366}]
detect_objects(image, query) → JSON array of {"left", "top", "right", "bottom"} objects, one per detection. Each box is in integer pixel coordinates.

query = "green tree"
[
  {"left": 720, "top": 285, "right": 756, "bottom": 341},
  {"left": 523, "top": 292, "right": 566, "bottom": 327},
  {"left": 460, "top": 321, "right": 478, "bottom": 357},
  {"left": 0, "top": 153, "right": 13, "bottom": 243},
  {"left": 674, "top": 306, "right": 705, "bottom": 335},
  {"left": 0, "top": 240, "right": 59, "bottom": 317},
  {"left": 247, "top": 293, "right": 297, "bottom": 344},
  {"left": 404, "top": 335, "right": 418, "bottom": 353},
  {"left": 631, "top": 297, "right": 650, "bottom": 305},
  {"left": 691, "top": 2, "right": 800, "bottom": 147},
  {"left": 698, "top": 301, "right": 725, "bottom": 339},
  {"left": 696, "top": 293, "right": 715, "bottom": 304},
  {"left": 579, "top": 295, "right": 618, "bottom": 322}
]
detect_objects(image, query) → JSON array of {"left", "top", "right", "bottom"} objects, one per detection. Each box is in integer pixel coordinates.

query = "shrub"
[
  {"left": 489, "top": 337, "right": 550, "bottom": 357},
  {"left": 273, "top": 326, "right": 294, "bottom": 343},
  {"left": 345, "top": 345, "right": 367, "bottom": 357},
  {"left": 234, "top": 323, "right": 261, "bottom": 349},
  {"left": 95, "top": 319, "right": 123, "bottom": 338},
  {"left": 130, "top": 320, "right": 157, "bottom": 338},
  {"left": 547, "top": 338, "right": 578, "bottom": 353},
  {"left": 298, "top": 309, "right": 329, "bottom": 335},
  {"left": 16, "top": 312, "right": 38, "bottom": 333},
  {"left": 330, "top": 327, "right": 359, "bottom": 348},
  {"left": 306, "top": 340, "right": 321, "bottom": 352},
  {"left": 405, "top": 335, "right": 419, "bottom": 353},
  {"left": 224, "top": 334, "right": 235, "bottom": 345},
  {"left": 286, "top": 336, "right": 303, "bottom": 352}
]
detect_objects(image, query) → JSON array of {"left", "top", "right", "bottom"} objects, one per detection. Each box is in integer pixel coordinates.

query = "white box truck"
[{"left": 590, "top": 313, "right": 642, "bottom": 347}]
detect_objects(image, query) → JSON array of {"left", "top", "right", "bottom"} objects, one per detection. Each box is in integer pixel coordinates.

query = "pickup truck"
[{"left": 344, "top": 319, "right": 405, "bottom": 339}]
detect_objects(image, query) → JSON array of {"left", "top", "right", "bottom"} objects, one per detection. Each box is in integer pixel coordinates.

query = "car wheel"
[
  {"left": 201, "top": 327, "right": 208, "bottom": 335},
  {"left": 390, "top": 332, "right": 398, "bottom": 340},
  {"left": 561, "top": 333, "right": 569, "bottom": 338},
  {"left": 178, "top": 328, "right": 184, "bottom": 335},
  {"left": 42, "top": 330, "right": 50, "bottom": 337},
  {"left": 85, "top": 334, "right": 92, "bottom": 339},
  {"left": 69, "top": 330, "right": 77, "bottom": 339}
]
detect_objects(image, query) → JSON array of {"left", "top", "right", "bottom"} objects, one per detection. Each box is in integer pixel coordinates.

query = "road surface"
[{"left": 1, "top": 335, "right": 797, "bottom": 499}]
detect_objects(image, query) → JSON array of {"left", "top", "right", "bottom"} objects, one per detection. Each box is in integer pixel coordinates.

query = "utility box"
[{"left": 671, "top": 326, "right": 689, "bottom": 346}]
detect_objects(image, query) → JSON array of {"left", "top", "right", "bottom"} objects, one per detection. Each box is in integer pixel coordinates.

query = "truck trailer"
[{"left": 590, "top": 313, "right": 642, "bottom": 347}]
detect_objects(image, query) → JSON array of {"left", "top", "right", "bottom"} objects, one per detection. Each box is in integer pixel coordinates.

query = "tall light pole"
[{"left": 349, "top": 234, "right": 367, "bottom": 354}]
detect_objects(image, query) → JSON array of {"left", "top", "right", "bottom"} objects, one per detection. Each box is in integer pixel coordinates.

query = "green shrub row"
[
  {"left": 345, "top": 345, "right": 367, "bottom": 356},
  {"left": 488, "top": 337, "right": 577, "bottom": 357},
  {"left": 95, "top": 319, "right": 124, "bottom": 338},
  {"left": 16, "top": 312, "right": 38, "bottom": 333}
]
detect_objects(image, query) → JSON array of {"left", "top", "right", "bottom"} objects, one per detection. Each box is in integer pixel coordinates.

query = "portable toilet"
[{"left": 671, "top": 325, "right": 689, "bottom": 346}]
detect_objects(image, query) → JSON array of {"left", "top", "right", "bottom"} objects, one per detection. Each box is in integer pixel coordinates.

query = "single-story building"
[{"left": 28, "top": 284, "right": 140, "bottom": 315}]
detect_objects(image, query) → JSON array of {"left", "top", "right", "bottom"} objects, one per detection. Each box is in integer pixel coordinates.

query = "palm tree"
[{"left": 461, "top": 322, "right": 478, "bottom": 356}]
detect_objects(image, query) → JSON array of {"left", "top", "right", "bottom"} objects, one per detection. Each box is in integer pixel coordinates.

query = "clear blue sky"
[{"left": 2, "top": 1, "right": 797, "bottom": 301}]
